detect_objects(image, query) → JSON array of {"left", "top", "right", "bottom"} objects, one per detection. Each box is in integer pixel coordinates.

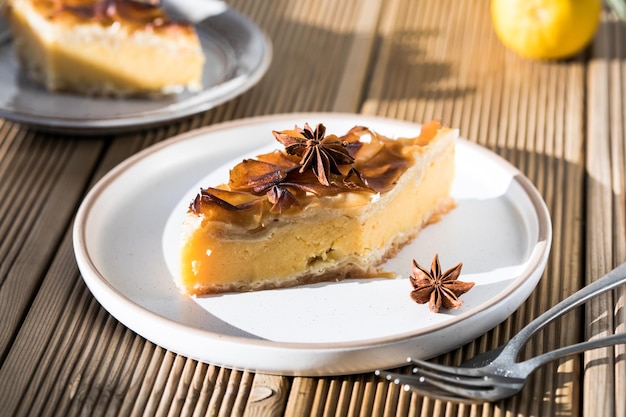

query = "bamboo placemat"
[{"left": 0, "top": 0, "right": 624, "bottom": 416}]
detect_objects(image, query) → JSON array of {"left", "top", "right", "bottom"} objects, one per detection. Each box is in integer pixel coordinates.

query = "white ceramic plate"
[
  {"left": 0, "top": 2, "right": 271, "bottom": 134},
  {"left": 73, "top": 113, "right": 552, "bottom": 376}
]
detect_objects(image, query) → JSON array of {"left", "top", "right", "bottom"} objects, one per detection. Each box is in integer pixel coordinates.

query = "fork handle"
[
  {"left": 522, "top": 331, "right": 626, "bottom": 369},
  {"left": 501, "top": 262, "right": 626, "bottom": 360}
]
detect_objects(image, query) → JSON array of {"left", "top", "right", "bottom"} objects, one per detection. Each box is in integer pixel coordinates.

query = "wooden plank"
[
  {"left": 585, "top": 11, "right": 626, "bottom": 417},
  {"left": 0, "top": 136, "right": 104, "bottom": 362},
  {"left": 244, "top": 374, "right": 290, "bottom": 417},
  {"left": 331, "top": 0, "right": 385, "bottom": 112}
]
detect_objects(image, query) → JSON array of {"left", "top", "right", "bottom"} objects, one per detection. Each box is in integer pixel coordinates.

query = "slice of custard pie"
[
  {"left": 4, "top": 0, "right": 205, "bottom": 96},
  {"left": 177, "top": 120, "right": 458, "bottom": 295}
]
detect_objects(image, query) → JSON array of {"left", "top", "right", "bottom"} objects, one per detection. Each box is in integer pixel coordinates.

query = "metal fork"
[{"left": 376, "top": 262, "right": 626, "bottom": 402}]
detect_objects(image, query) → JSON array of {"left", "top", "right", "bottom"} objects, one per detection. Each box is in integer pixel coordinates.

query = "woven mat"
[{"left": 0, "top": 0, "right": 624, "bottom": 416}]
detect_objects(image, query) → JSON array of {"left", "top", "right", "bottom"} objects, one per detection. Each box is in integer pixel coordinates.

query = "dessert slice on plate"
[
  {"left": 4, "top": 0, "right": 205, "bottom": 96},
  {"left": 177, "top": 120, "right": 458, "bottom": 295}
]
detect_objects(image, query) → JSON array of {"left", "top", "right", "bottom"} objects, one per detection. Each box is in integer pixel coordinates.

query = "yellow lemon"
[{"left": 491, "top": 0, "right": 602, "bottom": 59}]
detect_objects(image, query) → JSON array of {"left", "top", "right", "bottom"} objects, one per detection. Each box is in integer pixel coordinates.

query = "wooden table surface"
[{"left": 1, "top": 0, "right": 625, "bottom": 416}]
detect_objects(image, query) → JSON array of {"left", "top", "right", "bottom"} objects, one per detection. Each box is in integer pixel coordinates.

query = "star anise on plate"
[
  {"left": 272, "top": 123, "right": 355, "bottom": 186},
  {"left": 409, "top": 254, "right": 474, "bottom": 313}
]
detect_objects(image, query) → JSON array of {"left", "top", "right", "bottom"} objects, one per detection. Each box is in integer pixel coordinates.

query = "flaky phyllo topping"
[
  {"left": 45, "top": 0, "right": 192, "bottom": 33},
  {"left": 190, "top": 120, "right": 444, "bottom": 230}
]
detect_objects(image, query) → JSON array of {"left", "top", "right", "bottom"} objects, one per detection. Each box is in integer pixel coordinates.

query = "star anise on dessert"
[
  {"left": 409, "top": 254, "right": 474, "bottom": 313},
  {"left": 272, "top": 123, "right": 355, "bottom": 186}
]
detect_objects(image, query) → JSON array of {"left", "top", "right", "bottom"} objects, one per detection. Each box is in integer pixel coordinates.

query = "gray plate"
[{"left": 0, "top": 1, "right": 272, "bottom": 134}]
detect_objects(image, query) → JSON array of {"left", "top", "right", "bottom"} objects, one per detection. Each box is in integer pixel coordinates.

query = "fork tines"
[
  {"left": 374, "top": 369, "right": 480, "bottom": 404},
  {"left": 409, "top": 358, "right": 524, "bottom": 387},
  {"left": 375, "top": 357, "right": 528, "bottom": 403}
]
